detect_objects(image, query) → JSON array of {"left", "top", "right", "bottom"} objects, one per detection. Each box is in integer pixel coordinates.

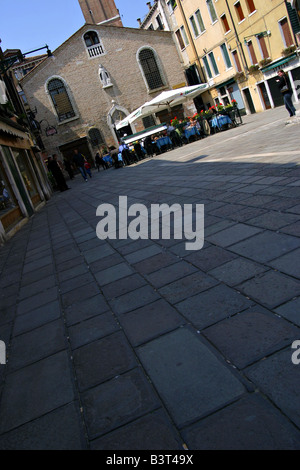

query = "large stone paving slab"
[
  {"left": 275, "top": 297, "right": 300, "bottom": 327},
  {"left": 108, "top": 285, "right": 160, "bottom": 315},
  {"left": 0, "top": 351, "right": 75, "bottom": 434},
  {"left": 68, "top": 311, "right": 120, "bottom": 350},
  {"left": 245, "top": 348, "right": 300, "bottom": 428},
  {"left": 0, "top": 403, "right": 85, "bottom": 450},
  {"left": 158, "top": 271, "right": 218, "bottom": 304},
  {"left": 90, "top": 409, "right": 184, "bottom": 450},
  {"left": 137, "top": 327, "right": 245, "bottom": 428},
  {"left": 203, "top": 310, "right": 300, "bottom": 369},
  {"left": 176, "top": 284, "right": 253, "bottom": 329},
  {"left": 236, "top": 271, "right": 300, "bottom": 309},
  {"left": 185, "top": 245, "right": 237, "bottom": 272},
  {"left": 206, "top": 223, "right": 262, "bottom": 247},
  {"left": 182, "top": 394, "right": 300, "bottom": 450},
  {"left": 269, "top": 247, "right": 300, "bottom": 279},
  {"left": 81, "top": 368, "right": 160, "bottom": 439},
  {"left": 64, "top": 294, "right": 109, "bottom": 326},
  {"left": 229, "top": 231, "right": 300, "bottom": 263},
  {"left": 208, "top": 258, "right": 267, "bottom": 287},
  {"left": 72, "top": 331, "right": 137, "bottom": 391}
]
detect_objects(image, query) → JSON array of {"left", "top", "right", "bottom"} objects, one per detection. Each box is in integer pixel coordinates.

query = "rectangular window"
[
  {"left": 190, "top": 15, "right": 199, "bottom": 37},
  {"left": 247, "top": 40, "right": 258, "bottom": 64},
  {"left": 234, "top": 1, "right": 245, "bottom": 22},
  {"left": 220, "top": 43, "right": 232, "bottom": 69},
  {"left": 167, "top": 0, "right": 177, "bottom": 14},
  {"left": 203, "top": 56, "right": 213, "bottom": 79},
  {"left": 246, "top": 0, "right": 256, "bottom": 14},
  {"left": 208, "top": 51, "right": 219, "bottom": 76},
  {"left": 175, "top": 29, "right": 185, "bottom": 50},
  {"left": 279, "top": 17, "right": 294, "bottom": 47},
  {"left": 180, "top": 26, "right": 189, "bottom": 47},
  {"left": 232, "top": 50, "right": 242, "bottom": 72},
  {"left": 257, "top": 35, "right": 269, "bottom": 59},
  {"left": 221, "top": 14, "right": 231, "bottom": 33},
  {"left": 206, "top": 0, "right": 218, "bottom": 23},
  {"left": 156, "top": 14, "right": 164, "bottom": 30},
  {"left": 195, "top": 9, "right": 205, "bottom": 33}
]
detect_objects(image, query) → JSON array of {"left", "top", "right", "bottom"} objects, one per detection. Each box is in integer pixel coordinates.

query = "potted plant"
[
  {"left": 234, "top": 71, "right": 246, "bottom": 83},
  {"left": 259, "top": 58, "right": 272, "bottom": 67},
  {"left": 248, "top": 64, "right": 260, "bottom": 74},
  {"left": 282, "top": 45, "right": 296, "bottom": 57}
]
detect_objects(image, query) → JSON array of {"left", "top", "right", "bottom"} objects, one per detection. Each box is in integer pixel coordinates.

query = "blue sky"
[{"left": 0, "top": 0, "right": 149, "bottom": 54}]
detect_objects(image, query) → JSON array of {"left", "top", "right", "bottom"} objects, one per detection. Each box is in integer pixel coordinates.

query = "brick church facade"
[{"left": 20, "top": 1, "right": 186, "bottom": 164}]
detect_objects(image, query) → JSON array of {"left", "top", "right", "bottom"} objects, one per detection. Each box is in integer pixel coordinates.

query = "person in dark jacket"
[
  {"left": 276, "top": 70, "right": 296, "bottom": 117},
  {"left": 48, "top": 155, "right": 69, "bottom": 192},
  {"left": 63, "top": 158, "right": 74, "bottom": 180},
  {"left": 72, "top": 149, "right": 88, "bottom": 181}
]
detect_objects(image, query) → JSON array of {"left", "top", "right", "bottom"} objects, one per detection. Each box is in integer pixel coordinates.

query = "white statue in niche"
[{"left": 99, "top": 64, "right": 112, "bottom": 88}]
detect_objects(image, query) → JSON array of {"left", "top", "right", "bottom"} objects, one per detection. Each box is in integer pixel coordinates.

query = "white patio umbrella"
[{"left": 116, "top": 83, "right": 209, "bottom": 129}]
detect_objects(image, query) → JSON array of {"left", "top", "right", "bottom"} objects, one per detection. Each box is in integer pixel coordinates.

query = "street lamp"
[{"left": 0, "top": 45, "right": 52, "bottom": 74}]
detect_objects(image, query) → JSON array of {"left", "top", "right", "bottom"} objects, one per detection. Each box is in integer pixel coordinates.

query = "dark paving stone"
[
  {"left": 237, "top": 271, "right": 300, "bottom": 309},
  {"left": 81, "top": 368, "right": 160, "bottom": 439},
  {"left": 280, "top": 221, "right": 300, "bottom": 237},
  {"left": 238, "top": 195, "right": 277, "bottom": 207},
  {"left": 208, "top": 258, "right": 267, "bottom": 286},
  {"left": 13, "top": 300, "right": 61, "bottom": 336},
  {"left": 0, "top": 303, "right": 16, "bottom": 327},
  {"left": 83, "top": 244, "right": 115, "bottom": 264},
  {"left": 109, "top": 286, "right": 160, "bottom": 315},
  {"left": 137, "top": 328, "right": 244, "bottom": 427},
  {"left": 101, "top": 274, "right": 147, "bottom": 300},
  {"left": 185, "top": 245, "right": 237, "bottom": 272},
  {"left": 88, "top": 252, "right": 124, "bottom": 273},
  {"left": 94, "top": 262, "right": 134, "bottom": 287},
  {"left": 0, "top": 351, "right": 75, "bottom": 434},
  {"left": 230, "top": 207, "right": 268, "bottom": 222},
  {"left": 206, "top": 224, "right": 262, "bottom": 248},
  {"left": 203, "top": 310, "right": 299, "bottom": 369},
  {"left": 204, "top": 220, "right": 236, "bottom": 237},
  {"left": 22, "top": 256, "right": 53, "bottom": 274},
  {"left": 245, "top": 348, "right": 300, "bottom": 428},
  {"left": 133, "top": 252, "right": 178, "bottom": 275},
  {"left": 275, "top": 297, "right": 300, "bottom": 327},
  {"left": 17, "top": 287, "right": 58, "bottom": 316},
  {"left": 20, "top": 264, "right": 55, "bottom": 287},
  {"left": 229, "top": 231, "right": 300, "bottom": 263},
  {"left": 8, "top": 320, "right": 66, "bottom": 372},
  {"left": 90, "top": 408, "right": 184, "bottom": 450},
  {"left": 57, "top": 264, "right": 90, "bottom": 284},
  {"left": 146, "top": 261, "right": 199, "bottom": 289},
  {"left": 246, "top": 212, "right": 299, "bottom": 231},
  {"left": 125, "top": 245, "right": 163, "bottom": 265},
  {"left": 117, "top": 239, "right": 153, "bottom": 255},
  {"left": 72, "top": 331, "right": 137, "bottom": 391},
  {"left": 68, "top": 312, "right": 120, "bottom": 350},
  {"left": 269, "top": 248, "right": 300, "bottom": 279},
  {"left": 18, "top": 275, "right": 56, "bottom": 300},
  {"left": 182, "top": 394, "right": 300, "bottom": 450},
  {"left": 61, "top": 282, "right": 100, "bottom": 308},
  {"left": 158, "top": 272, "right": 218, "bottom": 304},
  {"left": 0, "top": 402, "right": 85, "bottom": 450},
  {"left": 118, "top": 299, "right": 185, "bottom": 346},
  {"left": 59, "top": 272, "right": 95, "bottom": 295},
  {"left": 56, "top": 256, "right": 84, "bottom": 272},
  {"left": 176, "top": 284, "right": 253, "bottom": 329},
  {"left": 64, "top": 294, "right": 109, "bottom": 326}
]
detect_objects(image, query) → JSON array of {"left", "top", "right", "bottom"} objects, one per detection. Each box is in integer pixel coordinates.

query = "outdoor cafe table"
[
  {"left": 155, "top": 136, "right": 172, "bottom": 151},
  {"left": 211, "top": 115, "right": 232, "bottom": 130},
  {"left": 184, "top": 126, "right": 201, "bottom": 140}
]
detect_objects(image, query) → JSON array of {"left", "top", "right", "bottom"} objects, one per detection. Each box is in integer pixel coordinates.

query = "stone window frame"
[
  {"left": 137, "top": 45, "right": 167, "bottom": 93},
  {"left": 45, "top": 75, "right": 79, "bottom": 125}
]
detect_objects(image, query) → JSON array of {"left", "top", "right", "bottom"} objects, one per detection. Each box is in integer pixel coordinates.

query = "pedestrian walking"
[
  {"left": 95, "top": 152, "right": 109, "bottom": 171},
  {"left": 47, "top": 155, "right": 70, "bottom": 192},
  {"left": 84, "top": 160, "right": 92, "bottom": 178},
  {"left": 72, "top": 149, "right": 88, "bottom": 181},
  {"left": 276, "top": 70, "right": 296, "bottom": 117},
  {"left": 63, "top": 158, "right": 74, "bottom": 180}
]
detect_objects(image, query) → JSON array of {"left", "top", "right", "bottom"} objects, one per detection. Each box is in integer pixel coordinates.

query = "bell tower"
[{"left": 78, "top": 0, "right": 123, "bottom": 27}]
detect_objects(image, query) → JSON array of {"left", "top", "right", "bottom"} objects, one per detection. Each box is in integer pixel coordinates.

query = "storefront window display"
[{"left": 12, "top": 149, "right": 40, "bottom": 204}]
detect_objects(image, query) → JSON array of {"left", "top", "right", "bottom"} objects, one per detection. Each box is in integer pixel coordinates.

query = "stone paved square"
[{"left": 1, "top": 107, "right": 300, "bottom": 449}]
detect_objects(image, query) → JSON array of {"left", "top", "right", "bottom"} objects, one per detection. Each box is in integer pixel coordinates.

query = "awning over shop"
[
  {"left": 0, "top": 119, "right": 30, "bottom": 140},
  {"left": 261, "top": 53, "right": 297, "bottom": 73},
  {"left": 215, "top": 78, "right": 236, "bottom": 89}
]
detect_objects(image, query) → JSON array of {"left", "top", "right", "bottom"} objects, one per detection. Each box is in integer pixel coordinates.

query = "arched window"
[
  {"left": 88, "top": 128, "right": 105, "bottom": 147},
  {"left": 84, "top": 31, "right": 100, "bottom": 47},
  {"left": 139, "top": 48, "right": 164, "bottom": 90},
  {"left": 84, "top": 31, "right": 105, "bottom": 58},
  {"left": 47, "top": 78, "right": 75, "bottom": 122}
]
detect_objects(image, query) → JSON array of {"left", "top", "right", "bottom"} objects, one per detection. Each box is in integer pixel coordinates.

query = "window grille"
[
  {"left": 88, "top": 128, "right": 105, "bottom": 147},
  {"left": 139, "top": 49, "right": 164, "bottom": 90},
  {"left": 84, "top": 31, "right": 105, "bottom": 58},
  {"left": 48, "top": 78, "right": 75, "bottom": 122}
]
